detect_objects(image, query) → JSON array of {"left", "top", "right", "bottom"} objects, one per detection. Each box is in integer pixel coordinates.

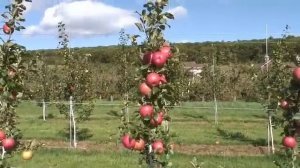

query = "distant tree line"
[
  {"left": 22, "top": 36, "right": 300, "bottom": 102},
  {"left": 29, "top": 35, "right": 300, "bottom": 65}
]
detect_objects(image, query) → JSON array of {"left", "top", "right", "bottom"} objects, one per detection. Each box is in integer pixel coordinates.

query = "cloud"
[
  {"left": 168, "top": 6, "right": 187, "bottom": 18},
  {"left": 24, "top": 0, "right": 137, "bottom": 37}
]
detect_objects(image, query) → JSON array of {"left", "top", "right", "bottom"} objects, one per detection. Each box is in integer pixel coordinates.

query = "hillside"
[{"left": 28, "top": 35, "right": 300, "bottom": 65}]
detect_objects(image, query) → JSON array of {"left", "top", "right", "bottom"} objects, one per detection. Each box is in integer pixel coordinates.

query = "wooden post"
[{"left": 42, "top": 99, "right": 46, "bottom": 121}]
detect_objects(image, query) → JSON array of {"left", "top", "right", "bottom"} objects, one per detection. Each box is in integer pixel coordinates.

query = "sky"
[{"left": 1, "top": 0, "right": 300, "bottom": 50}]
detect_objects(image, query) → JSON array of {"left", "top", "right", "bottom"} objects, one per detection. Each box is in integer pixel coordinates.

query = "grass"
[
  {"left": 10, "top": 100, "right": 284, "bottom": 167},
  {"left": 9, "top": 149, "right": 277, "bottom": 168},
  {"left": 16, "top": 100, "right": 282, "bottom": 145}
]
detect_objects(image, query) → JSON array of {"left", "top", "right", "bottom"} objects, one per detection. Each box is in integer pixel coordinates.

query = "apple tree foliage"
[
  {"left": 274, "top": 35, "right": 300, "bottom": 167},
  {"left": 252, "top": 28, "right": 299, "bottom": 167},
  {"left": 119, "top": 0, "right": 185, "bottom": 167},
  {"left": 116, "top": 29, "right": 139, "bottom": 101},
  {"left": 24, "top": 53, "right": 57, "bottom": 105},
  {"left": 55, "top": 22, "right": 94, "bottom": 140},
  {"left": 253, "top": 34, "right": 290, "bottom": 122},
  {"left": 0, "top": 0, "right": 32, "bottom": 167}
]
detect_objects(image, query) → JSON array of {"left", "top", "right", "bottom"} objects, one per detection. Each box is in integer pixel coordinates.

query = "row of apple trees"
[
  {"left": 24, "top": 22, "right": 95, "bottom": 143},
  {"left": 0, "top": 0, "right": 39, "bottom": 167}
]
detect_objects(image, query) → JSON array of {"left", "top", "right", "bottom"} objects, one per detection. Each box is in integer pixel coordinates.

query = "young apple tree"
[
  {"left": 251, "top": 28, "right": 291, "bottom": 155},
  {"left": 0, "top": 0, "right": 35, "bottom": 167},
  {"left": 119, "top": 0, "right": 184, "bottom": 167},
  {"left": 55, "top": 22, "right": 94, "bottom": 147}
]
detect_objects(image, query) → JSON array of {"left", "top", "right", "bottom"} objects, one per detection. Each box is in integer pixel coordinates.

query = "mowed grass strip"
[
  {"left": 16, "top": 101, "right": 282, "bottom": 145},
  {"left": 10, "top": 149, "right": 277, "bottom": 168}
]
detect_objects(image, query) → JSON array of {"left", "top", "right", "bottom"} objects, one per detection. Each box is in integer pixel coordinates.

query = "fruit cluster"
[
  {"left": 279, "top": 67, "right": 300, "bottom": 149},
  {"left": 121, "top": 43, "right": 172, "bottom": 155},
  {"left": 0, "top": 130, "right": 16, "bottom": 154}
]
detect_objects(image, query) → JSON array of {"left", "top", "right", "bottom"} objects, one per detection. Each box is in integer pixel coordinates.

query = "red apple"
[
  {"left": 142, "top": 52, "right": 153, "bottom": 65},
  {"left": 3, "top": 24, "right": 14, "bottom": 35},
  {"left": 152, "top": 51, "right": 167, "bottom": 68},
  {"left": 0, "top": 131, "right": 6, "bottom": 141},
  {"left": 121, "top": 134, "right": 136, "bottom": 149},
  {"left": 282, "top": 136, "right": 297, "bottom": 148},
  {"left": 293, "top": 67, "right": 300, "bottom": 81},
  {"left": 146, "top": 72, "right": 161, "bottom": 87},
  {"left": 160, "top": 74, "right": 167, "bottom": 84},
  {"left": 279, "top": 100, "right": 289, "bottom": 109},
  {"left": 139, "top": 104, "right": 154, "bottom": 119},
  {"left": 150, "top": 112, "right": 164, "bottom": 127},
  {"left": 152, "top": 140, "right": 164, "bottom": 155},
  {"left": 160, "top": 45, "right": 172, "bottom": 59},
  {"left": 139, "top": 82, "right": 151, "bottom": 96},
  {"left": 2, "top": 138, "right": 15, "bottom": 150},
  {"left": 134, "top": 139, "right": 145, "bottom": 151}
]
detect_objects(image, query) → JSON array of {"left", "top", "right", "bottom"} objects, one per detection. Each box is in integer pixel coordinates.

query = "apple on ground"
[{"left": 22, "top": 150, "right": 33, "bottom": 160}]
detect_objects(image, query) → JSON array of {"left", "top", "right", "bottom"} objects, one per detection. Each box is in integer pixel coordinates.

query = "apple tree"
[
  {"left": 249, "top": 28, "right": 291, "bottom": 155},
  {"left": 0, "top": 0, "right": 33, "bottom": 167},
  {"left": 274, "top": 35, "right": 300, "bottom": 167},
  {"left": 274, "top": 65, "right": 300, "bottom": 167},
  {"left": 116, "top": 29, "right": 139, "bottom": 102},
  {"left": 23, "top": 52, "right": 59, "bottom": 120},
  {"left": 55, "top": 22, "right": 94, "bottom": 145},
  {"left": 119, "top": 0, "right": 184, "bottom": 167}
]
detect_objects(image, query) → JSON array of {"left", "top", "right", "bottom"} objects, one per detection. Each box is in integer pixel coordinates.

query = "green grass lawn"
[
  {"left": 10, "top": 149, "right": 278, "bottom": 168},
  {"left": 16, "top": 100, "right": 282, "bottom": 145},
  {"left": 11, "top": 100, "right": 285, "bottom": 167}
]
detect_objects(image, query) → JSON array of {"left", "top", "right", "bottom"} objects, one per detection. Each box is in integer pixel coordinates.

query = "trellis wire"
[{"left": 30, "top": 100, "right": 274, "bottom": 111}]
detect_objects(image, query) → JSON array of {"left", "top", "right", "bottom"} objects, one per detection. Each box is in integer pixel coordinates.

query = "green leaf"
[
  {"left": 135, "top": 23, "right": 144, "bottom": 32},
  {"left": 1, "top": 14, "right": 8, "bottom": 19},
  {"left": 159, "top": 25, "right": 165, "bottom": 30},
  {"left": 142, "top": 9, "right": 146, "bottom": 16},
  {"left": 164, "top": 12, "right": 174, "bottom": 19}
]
